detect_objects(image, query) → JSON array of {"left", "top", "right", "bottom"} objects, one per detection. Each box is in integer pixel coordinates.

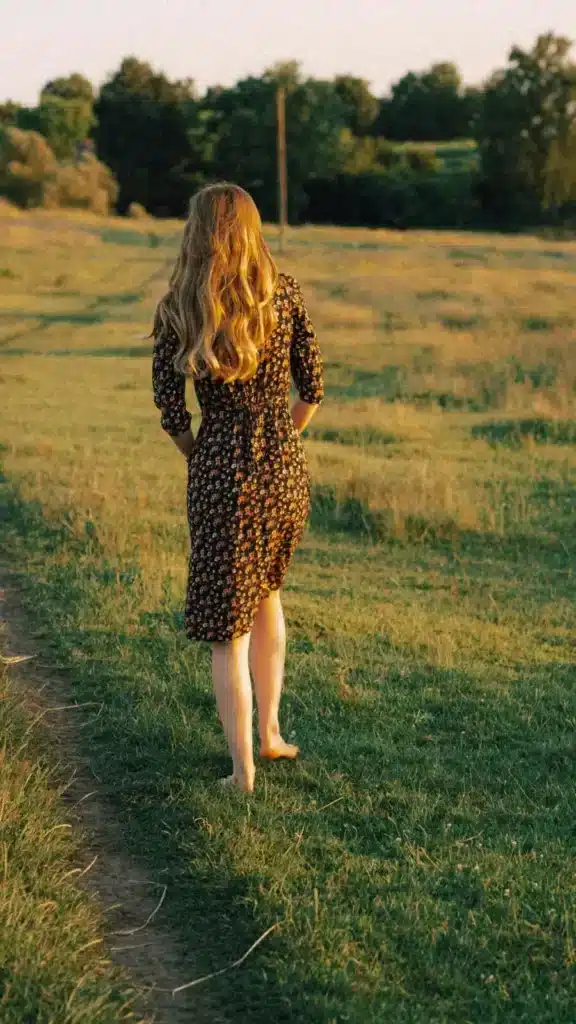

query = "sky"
[{"left": 2, "top": 0, "right": 574, "bottom": 104}]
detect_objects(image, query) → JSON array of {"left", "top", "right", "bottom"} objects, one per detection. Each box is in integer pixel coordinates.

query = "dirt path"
[{"left": 1, "top": 579, "right": 227, "bottom": 1024}]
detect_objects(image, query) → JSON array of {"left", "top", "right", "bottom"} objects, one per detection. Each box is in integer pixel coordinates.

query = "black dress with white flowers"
[{"left": 152, "top": 274, "right": 324, "bottom": 641}]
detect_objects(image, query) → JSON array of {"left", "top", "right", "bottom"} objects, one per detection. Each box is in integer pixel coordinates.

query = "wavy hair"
[{"left": 153, "top": 183, "right": 278, "bottom": 381}]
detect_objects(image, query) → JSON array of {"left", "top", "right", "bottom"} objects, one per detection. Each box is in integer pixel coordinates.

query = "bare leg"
[
  {"left": 212, "top": 633, "right": 255, "bottom": 791},
  {"left": 250, "top": 590, "right": 299, "bottom": 760}
]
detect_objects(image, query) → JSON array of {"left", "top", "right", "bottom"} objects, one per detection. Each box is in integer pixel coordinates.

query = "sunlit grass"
[{"left": 1, "top": 212, "right": 575, "bottom": 1021}]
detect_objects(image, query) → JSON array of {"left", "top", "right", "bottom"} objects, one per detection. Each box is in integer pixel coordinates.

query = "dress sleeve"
[
  {"left": 289, "top": 278, "right": 325, "bottom": 405},
  {"left": 152, "top": 326, "right": 192, "bottom": 436}
]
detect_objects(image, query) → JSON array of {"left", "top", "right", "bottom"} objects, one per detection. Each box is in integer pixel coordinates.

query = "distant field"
[
  {"left": 1, "top": 210, "right": 575, "bottom": 1022},
  {"left": 391, "top": 138, "right": 479, "bottom": 171}
]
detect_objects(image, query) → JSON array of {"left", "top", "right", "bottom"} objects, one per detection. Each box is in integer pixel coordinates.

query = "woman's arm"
[
  {"left": 289, "top": 277, "right": 324, "bottom": 433},
  {"left": 152, "top": 325, "right": 194, "bottom": 458}
]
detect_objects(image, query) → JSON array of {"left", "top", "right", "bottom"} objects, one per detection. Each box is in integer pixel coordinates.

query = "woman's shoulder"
[{"left": 276, "top": 272, "right": 302, "bottom": 299}]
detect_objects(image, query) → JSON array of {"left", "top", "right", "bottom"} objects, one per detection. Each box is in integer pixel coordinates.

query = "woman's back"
[{"left": 193, "top": 272, "right": 323, "bottom": 414}]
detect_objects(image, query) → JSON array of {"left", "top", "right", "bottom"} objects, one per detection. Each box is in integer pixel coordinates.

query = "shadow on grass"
[
  {"left": 0, "top": 310, "right": 106, "bottom": 327},
  {"left": 309, "top": 481, "right": 575, "bottom": 580},
  {"left": 97, "top": 228, "right": 171, "bottom": 248},
  {"left": 0, "top": 289, "right": 150, "bottom": 353},
  {"left": 441, "top": 314, "right": 485, "bottom": 330},
  {"left": 472, "top": 418, "right": 576, "bottom": 447},
  {"left": 1, "top": 346, "right": 152, "bottom": 358},
  {"left": 324, "top": 353, "right": 571, "bottom": 414},
  {"left": 0, "top": 286, "right": 147, "bottom": 332},
  {"left": 416, "top": 289, "right": 460, "bottom": 301},
  {"left": 43, "top": 290, "right": 144, "bottom": 306},
  {"left": 446, "top": 245, "right": 576, "bottom": 270},
  {"left": 448, "top": 247, "right": 489, "bottom": 264},
  {"left": 522, "top": 315, "right": 575, "bottom": 332},
  {"left": 263, "top": 235, "right": 410, "bottom": 254},
  {"left": 0, "top": 275, "right": 153, "bottom": 344},
  {"left": 325, "top": 362, "right": 409, "bottom": 401},
  {"left": 5, "top": 346, "right": 152, "bottom": 359},
  {"left": 306, "top": 425, "right": 398, "bottom": 447},
  {"left": 322, "top": 362, "right": 486, "bottom": 410}
]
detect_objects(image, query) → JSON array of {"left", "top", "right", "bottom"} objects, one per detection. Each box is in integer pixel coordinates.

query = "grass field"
[
  {"left": 0, "top": 649, "right": 143, "bottom": 1022},
  {"left": 1, "top": 209, "right": 575, "bottom": 1022},
  {"left": 392, "top": 139, "right": 479, "bottom": 172}
]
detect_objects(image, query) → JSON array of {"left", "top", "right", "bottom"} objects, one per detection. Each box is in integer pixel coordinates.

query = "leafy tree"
[
  {"left": 477, "top": 33, "right": 576, "bottom": 223},
  {"left": 18, "top": 96, "right": 94, "bottom": 161},
  {"left": 462, "top": 86, "right": 483, "bottom": 137},
  {"left": 282, "top": 76, "right": 349, "bottom": 213},
  {"left": 8, "top": 37, "right": 573, "bottom": 229},
  {"left": 42, "top": 73, "right": 94, "bottom": 104},
  {"left": 544, "top": 131, "right": 576, "bottom": 214},
  {"left": 200, "top": 76, "right": 278, "bottom": 216},
  {"left": 264, "top": 61, "right": 302, "bottom": 90},
  {"left": 305, "top": 167, "right": 479, "bottom": 229},
  {"left": 0, "top": 101, "right": 20, "bottom": 126},
  {"left": 204, "top": 66, "right": 349, "bottom": 221},
  {"left": 0, "top": 127, "right": 57, "bottom": 207},
  {"left": 338, "top": 132, "right": 401, "bottom": 174},
  {"left": 94, "top": 57, "right": 200, "bottom": 214},
  {"left": 378, "top": 62, "right": 473, "bottom": 141},
  {"left": 334, "top": 75, "right": 379, "bottom": 135}
]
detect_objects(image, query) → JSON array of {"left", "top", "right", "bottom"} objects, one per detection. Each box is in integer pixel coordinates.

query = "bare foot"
[
  {"left": 219, "top": 773, "right": 255, "bottom": 793},
  {"left": 260, "top": 738, "right": 300, "bottom": 761}
]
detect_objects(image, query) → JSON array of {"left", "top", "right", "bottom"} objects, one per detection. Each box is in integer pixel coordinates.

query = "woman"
[{"left": 152, "top": 183, "right": 324, "bottom": 792}]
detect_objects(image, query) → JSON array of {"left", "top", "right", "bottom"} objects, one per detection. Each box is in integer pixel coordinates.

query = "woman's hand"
[
  {"left": 171, "top": 429, "right": 196, "bottom": 459},
  {"left": 291, "top": 400, "right": 320, "bottom": 434}
]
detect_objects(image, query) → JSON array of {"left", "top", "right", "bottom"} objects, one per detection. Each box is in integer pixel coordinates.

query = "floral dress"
[{"left": 152, "top": 273, "right": 324, "bottom": 641}]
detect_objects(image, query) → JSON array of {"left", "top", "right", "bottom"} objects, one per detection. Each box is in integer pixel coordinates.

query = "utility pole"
[{"left": 276, "top": 85, "right": 288, "bottom": 255}]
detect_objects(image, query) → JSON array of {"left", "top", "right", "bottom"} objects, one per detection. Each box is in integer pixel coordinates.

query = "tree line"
[{"left": 0, "top": 33, "right": 575, "bottom": 230}]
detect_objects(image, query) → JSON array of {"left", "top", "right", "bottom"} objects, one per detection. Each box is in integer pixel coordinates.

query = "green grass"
[
  {"left": 1, "top": 211, "right": 575, "bottom": 1021},
  {"left": 0, "top": 648, "right": 143, "bottom": 1022},
  {"left": 390, "top": 139, "right": 479, "bottom": 172}
]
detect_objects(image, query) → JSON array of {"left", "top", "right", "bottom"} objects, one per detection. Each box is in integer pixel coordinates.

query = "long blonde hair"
[{"left": 154, "top": 183, "right": 278, "bottom": 381}]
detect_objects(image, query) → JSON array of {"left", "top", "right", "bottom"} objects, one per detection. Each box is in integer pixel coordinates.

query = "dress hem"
[{"left": 184, "top": 582, "right": 282, "bottom": 643}]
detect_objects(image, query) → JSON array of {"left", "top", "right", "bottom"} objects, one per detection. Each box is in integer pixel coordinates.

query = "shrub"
[
  {"left": 0, "top": 127, "right": 57, "bottom": 208},
  {"left": 405, "top": 148, "right": 440, "bottom": 172},
  {"left": 44, "top": 154, "right": 118, "bottom": 214},
  {"left": 0, "top": 127, "right": 117, "bottom": 214},
  {"left": 304, "top": 168, "right": 481, "bottom": 229},
  {"left": 127, "top": 201, "right": 149, "bottom": 219}
]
